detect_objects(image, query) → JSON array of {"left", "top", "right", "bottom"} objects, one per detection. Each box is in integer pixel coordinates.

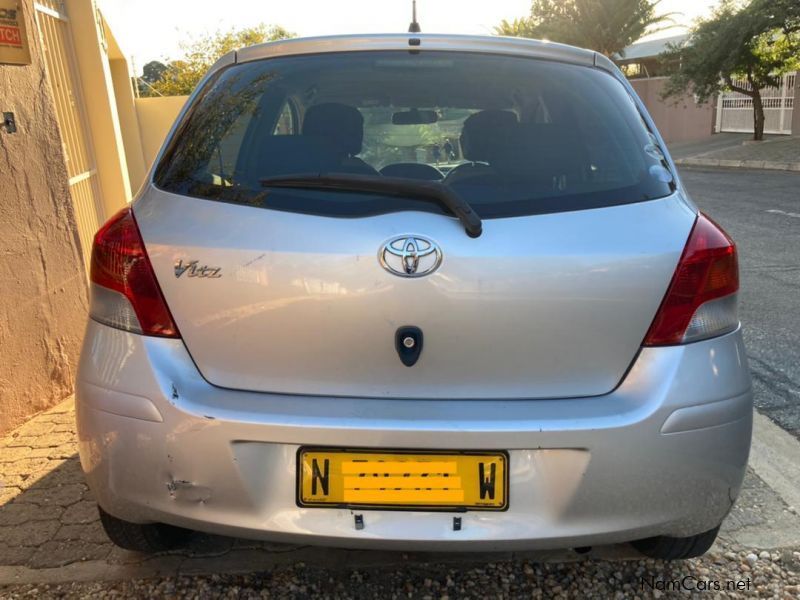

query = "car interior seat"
[
  {"left": 444, "top": 110, "right": 518, "bottom": 184},
  {"left": 302, "top": 103, "right": 378, "bottom": 175}
]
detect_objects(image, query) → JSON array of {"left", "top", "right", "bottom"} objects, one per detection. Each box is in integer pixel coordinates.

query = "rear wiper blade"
[{"left": 260, "top": 172, "right": 482, "bottom": 238}]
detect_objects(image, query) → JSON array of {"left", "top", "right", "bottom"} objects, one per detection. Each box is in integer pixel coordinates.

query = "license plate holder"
[{"left": 297, "top": 448, "right": 508, "bottom": 511}]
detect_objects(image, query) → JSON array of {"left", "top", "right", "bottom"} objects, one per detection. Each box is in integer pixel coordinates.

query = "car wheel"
[
  {"left": 631, "top": 526, "right": 720, "bottom": 560},
  {"left": 98, "top": 506, "right": 192, "bottom": 552}
]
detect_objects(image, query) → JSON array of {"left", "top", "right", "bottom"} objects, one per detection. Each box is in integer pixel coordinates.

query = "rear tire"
[
  {"left": 98, "top": 506, "right": 192, "bottom": 552},
  {"left": 632, "top": 526, "right": 720, "bottom": 560}
]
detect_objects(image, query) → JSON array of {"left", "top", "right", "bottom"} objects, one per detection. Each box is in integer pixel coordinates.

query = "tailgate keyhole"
[{"left": 395, "top": 326, "right": 423, "bottom": 367}]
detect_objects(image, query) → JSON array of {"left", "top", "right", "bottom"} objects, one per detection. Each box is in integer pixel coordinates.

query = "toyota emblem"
[{"left": 379, "top": 235, "right": 442, "bottom": 277}]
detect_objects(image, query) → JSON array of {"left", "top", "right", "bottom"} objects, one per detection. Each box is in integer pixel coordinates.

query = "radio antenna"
[{"left": 408, "top": 0, "right": 421, "bottom": 33}]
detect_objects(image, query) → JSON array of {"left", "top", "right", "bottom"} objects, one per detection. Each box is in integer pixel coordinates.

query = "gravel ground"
[{"left": 2, "top": 546, "right": 799, "bottom": 599}]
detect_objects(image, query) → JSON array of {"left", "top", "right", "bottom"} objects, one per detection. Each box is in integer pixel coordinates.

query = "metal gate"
[
  {"left": 34, "top": 0, "right": 104, "bottom": 269},
  {"left": 716, "top": 72, "right": 796, "bottom": 135}
]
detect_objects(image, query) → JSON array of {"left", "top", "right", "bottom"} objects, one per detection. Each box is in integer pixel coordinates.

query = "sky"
[{"left": 96, "top": 0, "right": 719, "bottom": 74}]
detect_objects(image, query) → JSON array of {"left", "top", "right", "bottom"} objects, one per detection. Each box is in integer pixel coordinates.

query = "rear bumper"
[{"left": 76, "top": 320, "right": 752, "bottom": 550}]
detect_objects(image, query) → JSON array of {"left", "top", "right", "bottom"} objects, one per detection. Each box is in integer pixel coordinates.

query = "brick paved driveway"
[{"left": 0, "top": 400, "right": 109, "bottom": 568}]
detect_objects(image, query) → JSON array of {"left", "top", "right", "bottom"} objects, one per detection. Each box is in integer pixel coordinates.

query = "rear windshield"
[{"left": 155, "top": 51, "right": 673, "bottom": 219}]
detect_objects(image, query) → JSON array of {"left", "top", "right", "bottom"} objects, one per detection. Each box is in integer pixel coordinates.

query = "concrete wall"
[
  {"left": 135, "top": 96, "right": 188, "bottom": 174},
  {"left": 105, "top": 17, "right": 146, "bottom": 195},
  {"left": 0, "top": 0, "right": 88, "bottom": 433},
  {"left": 630, "top": 77, "right": 715, "bottom": 143},
  {"left": 64, "top": 0, "right": 132, "bottom": 215}
]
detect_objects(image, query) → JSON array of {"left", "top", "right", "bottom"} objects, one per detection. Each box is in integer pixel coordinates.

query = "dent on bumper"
[{"left": 75, "top": 321, "right": 753, "bottom": 549}]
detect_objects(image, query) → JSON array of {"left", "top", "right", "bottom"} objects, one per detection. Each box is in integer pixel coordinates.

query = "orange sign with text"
[{"left": 0, "top": 1, "right": 31, "bottom": 65}]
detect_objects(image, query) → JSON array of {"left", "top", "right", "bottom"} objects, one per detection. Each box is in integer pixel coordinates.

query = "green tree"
[
  {"left": 661, "top": 0, "right": 800, "bottom": 140},
  {"left": 495, "top": 0, "right": 675, "bottom": 57},
  {"left": 145, "top": 24, "right": 295, "bottom": 96},
  {"left": 494, "top": 17, "right": 537, "bottom": 38},
  {"left": 137, "top": 60, "right": 168, "bottom": 96},
  {"left": 141, "top": 60, "right": 167, "bottom": 83}
]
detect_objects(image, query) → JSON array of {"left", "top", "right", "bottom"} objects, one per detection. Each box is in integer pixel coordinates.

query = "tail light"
[
  {"left": 89, "top": 207, "right": 179, "bottom": 338},
  {"left": 644, "top": 213, "right": 738, "bottom": 346}
]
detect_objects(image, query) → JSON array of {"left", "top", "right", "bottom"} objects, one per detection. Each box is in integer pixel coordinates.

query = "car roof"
[{"left": 221, "top": 33, "right": 614, "bottom": 73}]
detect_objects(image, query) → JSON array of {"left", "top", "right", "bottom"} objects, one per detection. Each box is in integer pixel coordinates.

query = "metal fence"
[{"left": 716, "top": 72, "right": 796, "bottom": 135}]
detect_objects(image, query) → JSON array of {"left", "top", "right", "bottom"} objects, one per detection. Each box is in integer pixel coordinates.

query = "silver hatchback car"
[{"left": 77, "top": 34, "right": 752, "bottom": 559}]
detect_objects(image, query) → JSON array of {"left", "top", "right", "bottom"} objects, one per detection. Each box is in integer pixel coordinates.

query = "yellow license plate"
[{"left": 297, "top": 449, "right": 508, "bottom": 510}]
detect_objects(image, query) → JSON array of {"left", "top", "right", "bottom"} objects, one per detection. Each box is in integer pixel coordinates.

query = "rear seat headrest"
[
  {"left": 460, "top": 110, "right": 518, "bottom": 162},
  {"left": 302, "top": 103, "right": 364, "bottom": 157}
]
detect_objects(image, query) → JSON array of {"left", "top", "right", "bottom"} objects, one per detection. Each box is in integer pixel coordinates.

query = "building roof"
[{"left": 616, "top": 34, "right": 689, "bottom": 62}]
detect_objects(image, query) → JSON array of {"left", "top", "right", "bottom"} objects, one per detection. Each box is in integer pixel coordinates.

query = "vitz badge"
[{"left": 174, "top": 259, "right": 222, "bottom": 279}]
